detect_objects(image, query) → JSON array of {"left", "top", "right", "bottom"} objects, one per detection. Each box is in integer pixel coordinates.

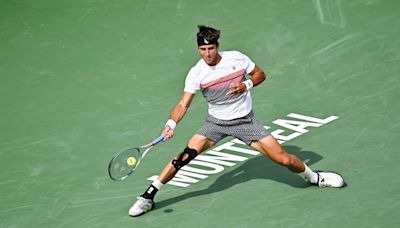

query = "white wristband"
[
  {"left": 165, "top": 119, "right": 177, "bottom": 130},
  {"left": 243, "top": 79, "right": 253, "bottom": 91}
]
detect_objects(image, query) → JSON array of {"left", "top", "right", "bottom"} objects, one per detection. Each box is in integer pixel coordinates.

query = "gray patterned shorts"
[{"left": 197, "top": 111, "right": 270, "bottom": 145}]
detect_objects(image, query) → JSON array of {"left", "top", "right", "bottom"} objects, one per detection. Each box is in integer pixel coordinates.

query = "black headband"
[{"left": 197, "top": 37, "right": 218, "bottom": 46}]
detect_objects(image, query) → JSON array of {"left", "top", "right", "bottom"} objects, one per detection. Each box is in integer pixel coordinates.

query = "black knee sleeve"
[{"left": 172, "top": 147, "right": 198, "bottom": 171}]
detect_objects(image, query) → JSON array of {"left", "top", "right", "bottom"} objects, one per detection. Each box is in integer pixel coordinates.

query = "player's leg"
[
  {"left": 129, "top": 134, "right": 215, "bottom": 217},
  {"left": 157, "top": 134, "right": 215, "bottom": 184},
  {"left": 250, "top": 135, "right": 345, "bottom": 187},
  {"left": 251, "top": 135, "right": 306, "bottom": 173}
]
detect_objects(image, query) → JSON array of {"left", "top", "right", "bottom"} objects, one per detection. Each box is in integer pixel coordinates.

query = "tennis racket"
[{"left": 108, "top": 135, "right": 164, "bottom": 181}]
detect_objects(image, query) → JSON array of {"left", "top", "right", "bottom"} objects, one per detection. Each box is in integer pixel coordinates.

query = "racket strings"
[{"left": 109, "top": 148, "right": 141, "bottom": 180}]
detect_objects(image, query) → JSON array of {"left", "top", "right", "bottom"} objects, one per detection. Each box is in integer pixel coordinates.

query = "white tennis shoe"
[
  {"left": 128, "top": 196, "right": 154, "bottom": 217},
  {"left": 315, "top": 171, "right": 345, "bottom": 188}
]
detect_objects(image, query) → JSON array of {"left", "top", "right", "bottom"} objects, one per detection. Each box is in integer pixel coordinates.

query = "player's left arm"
[
  {"left": 227, "top": 65, "right": 266, "bottom": 96},
  {"left": 248, "top": 65, "right": 266, "bottom": 87}
]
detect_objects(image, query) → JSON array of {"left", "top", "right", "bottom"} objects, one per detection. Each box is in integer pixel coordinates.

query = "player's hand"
[
  {"left": 162, "top": 125, "right": 174, "bottom": 141},
  {"left": 226, "top": 82, "right": 247, "bottom": 96}
]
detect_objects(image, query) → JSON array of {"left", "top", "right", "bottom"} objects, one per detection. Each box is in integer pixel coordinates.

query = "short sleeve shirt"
[{"left": 184, "top": 51, "right": 256, "bottom": 120}]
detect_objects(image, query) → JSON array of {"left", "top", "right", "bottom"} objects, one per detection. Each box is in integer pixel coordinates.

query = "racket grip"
[{"left": 151, "top": 135, "right": 165, "bottom": 145}]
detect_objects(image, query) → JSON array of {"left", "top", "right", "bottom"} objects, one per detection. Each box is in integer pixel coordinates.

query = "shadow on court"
[{"left": 156, "top": 145, "right": 323, "bottom": 212}]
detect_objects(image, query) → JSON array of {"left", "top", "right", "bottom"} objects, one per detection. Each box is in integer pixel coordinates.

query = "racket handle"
[{"left": 151, "top": 135, "right": 165, "bottom": 145}]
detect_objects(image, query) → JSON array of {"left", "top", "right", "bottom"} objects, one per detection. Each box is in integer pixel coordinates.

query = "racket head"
[{"left": 108, "top": 147, "right": 142, "bottom": 181}]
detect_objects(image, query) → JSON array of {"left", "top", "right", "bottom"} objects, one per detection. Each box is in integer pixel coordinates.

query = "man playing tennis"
[{"left": 129, "top": 25, "right": 345, "bottom": 217}]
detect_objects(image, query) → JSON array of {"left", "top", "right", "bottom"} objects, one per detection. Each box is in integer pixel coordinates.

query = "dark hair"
[{"left": 197, "top": 25, "right": 220, "bottom": 46}]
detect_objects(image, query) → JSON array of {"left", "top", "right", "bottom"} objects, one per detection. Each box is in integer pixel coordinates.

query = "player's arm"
[
  {"left": 162, "top": 92, "right": 195, "bottom": 140},
  {"left": 248, "top": 65, "right": 266, "bottom": 87},
  {"left": 227, "top": 65, "right": 266, "bottom": 96}
]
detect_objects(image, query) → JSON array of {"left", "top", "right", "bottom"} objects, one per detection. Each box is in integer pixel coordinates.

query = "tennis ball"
[{"left": 127, "top": 157, "right": 137, "bottom": 166}]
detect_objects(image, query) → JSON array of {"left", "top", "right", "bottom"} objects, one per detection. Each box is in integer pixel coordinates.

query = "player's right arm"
[{"left": 162, "top": 92, "right": 195, "bottom": 140}]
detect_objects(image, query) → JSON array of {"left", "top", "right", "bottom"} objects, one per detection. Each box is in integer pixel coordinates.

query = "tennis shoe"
[
  {"left": 128, "top": 196, "right": 154, "bottom": 217},
  {"left": 315, "top": 171, "right": 345, "bottom": 188}
]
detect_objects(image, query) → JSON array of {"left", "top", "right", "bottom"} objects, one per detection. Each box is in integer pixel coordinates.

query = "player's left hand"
[{"left": 226, "top": 82, "right": 247, "bottom": 96}]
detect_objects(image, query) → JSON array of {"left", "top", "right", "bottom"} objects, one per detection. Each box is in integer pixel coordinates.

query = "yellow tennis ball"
[{"left": 127, "top": 157, "right": 137, "bottom": 166}]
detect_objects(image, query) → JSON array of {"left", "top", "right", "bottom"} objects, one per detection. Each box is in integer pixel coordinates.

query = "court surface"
[{"left": 1, "top": 0, "right": 399, "bottom": 227}]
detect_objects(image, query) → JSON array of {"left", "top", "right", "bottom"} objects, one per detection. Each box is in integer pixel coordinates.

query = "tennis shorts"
[{"left": 197, "top": 111, "right": 270, "bottom": 145}]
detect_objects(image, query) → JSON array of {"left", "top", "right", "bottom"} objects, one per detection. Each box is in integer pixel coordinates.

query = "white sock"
[
  {"left": 298, "top": 164, "right": 318, "bottom": 184},
  {"left": 152, "top": 179, "right": 164, "bottom": 190}
]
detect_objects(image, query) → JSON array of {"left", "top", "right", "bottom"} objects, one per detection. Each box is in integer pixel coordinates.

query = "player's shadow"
[{"left": 155, "top": 145, "right": 323, "bottom": 211}]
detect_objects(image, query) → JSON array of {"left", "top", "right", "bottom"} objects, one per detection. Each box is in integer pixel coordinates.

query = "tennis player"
[{"left": 129, "top": 25, "right": 345, "bottom": 216}]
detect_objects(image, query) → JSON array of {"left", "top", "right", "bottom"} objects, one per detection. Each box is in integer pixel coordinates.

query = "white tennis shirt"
[{"left": 184, "top": 51, "right": 256, "bottom": 120}]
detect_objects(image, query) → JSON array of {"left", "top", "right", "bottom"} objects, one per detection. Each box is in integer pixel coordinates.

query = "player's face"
[{"left": 198, "top": 44, "right": 220, "bottom": 66}]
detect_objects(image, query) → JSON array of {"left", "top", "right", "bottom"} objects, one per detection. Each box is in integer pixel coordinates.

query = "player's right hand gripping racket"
[{"left": 108, "top": 135, "right": 164, "bottom": 181}]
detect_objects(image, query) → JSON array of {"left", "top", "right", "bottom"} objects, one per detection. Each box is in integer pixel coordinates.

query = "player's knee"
[
  {"left": 275, "top": 154, "right": 293, "bottom": 167},
  {"left": 172, "top": 147, "right": 198, "bottom": 171},
  {"left": 280, "top": 157, "right": 292, "bottom": 167}
]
